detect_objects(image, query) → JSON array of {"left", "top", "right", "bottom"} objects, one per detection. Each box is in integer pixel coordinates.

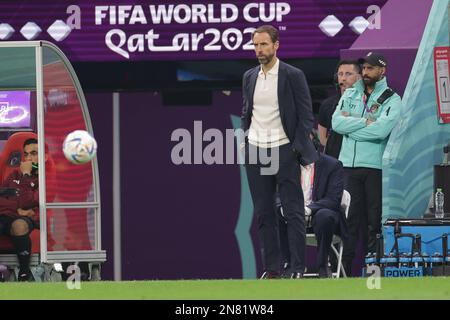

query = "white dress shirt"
[
  {"left": 301, "top": 163, "right": 315, "bottom": 216},
  {"left": 248, "top": 58, "right": 290, "bottom": 148}
]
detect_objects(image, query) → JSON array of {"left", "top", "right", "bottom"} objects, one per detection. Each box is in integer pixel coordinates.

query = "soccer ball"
[{"left": 63, "top": 130, "right": 97, "bottom": 164}]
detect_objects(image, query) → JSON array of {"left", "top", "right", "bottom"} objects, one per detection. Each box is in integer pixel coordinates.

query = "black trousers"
[
  {"left": 280, "top": 208, "right": 338, "bottom": 271},
  {"left": 0, "top": 215, "right": 35, "bottom": 271},
  {"left": 245, "top": 143, "right": 306, "bottom": 274},
  {"left": 342, "top": 168, "right": 382, "bottom": 274},
  {"left": 312, "top": 209, "right": 339, "bottom": 269}
]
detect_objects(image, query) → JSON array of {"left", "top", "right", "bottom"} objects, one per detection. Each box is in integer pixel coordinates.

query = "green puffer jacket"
[{"left": 331, "top": 77, "right": 402, "bottom": 169}]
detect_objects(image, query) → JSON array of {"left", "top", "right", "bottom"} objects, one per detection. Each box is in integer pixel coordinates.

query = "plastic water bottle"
[{"left": 435, "top": 188, "right": 445, "bottom": 219}]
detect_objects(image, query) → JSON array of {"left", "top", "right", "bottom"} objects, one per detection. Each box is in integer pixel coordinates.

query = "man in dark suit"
[
  {"left": 240, "top": 25, "right": 318, "bottom": 279},
  {"left": 277, "top": 143, "right": 348, "bottom": 278}
]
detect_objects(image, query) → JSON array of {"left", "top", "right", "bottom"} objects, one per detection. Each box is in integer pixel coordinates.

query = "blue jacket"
[{"left": 331, "top": 77, "right": 402, "bottom": 169}]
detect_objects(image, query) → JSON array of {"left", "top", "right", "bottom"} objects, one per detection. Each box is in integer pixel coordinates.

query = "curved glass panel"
[
  {"left": 48, "top": 208, "right": 95, "bottom": 251},
  {"left": 42, "top": 46, "right": 95, "bottom": 204}
]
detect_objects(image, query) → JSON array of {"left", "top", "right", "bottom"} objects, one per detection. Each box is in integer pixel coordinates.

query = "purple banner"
[
  {"left": 0, "top": 0, "right": 386, "bottom": 61},
  {"left": 0, "top": 91, "right": 31, "bottom": 128}
]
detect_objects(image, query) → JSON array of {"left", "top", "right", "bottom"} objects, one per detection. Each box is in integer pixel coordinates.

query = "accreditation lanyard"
[
  {"left": 362, "top": 93, "right": 371, "bottom": 114},
  {"left": 301, "top": 164, "right": 315, "bottom": 203}
]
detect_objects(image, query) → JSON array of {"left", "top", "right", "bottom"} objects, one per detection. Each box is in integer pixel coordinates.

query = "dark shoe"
[
  {"left": 79, "top": 262, "right": 90, "bottom": 281},
  {"left": 18, "top": 269, "right": 34, "bottom": 282},
  {"left": 280, "top": 262, "right": 291, "bottom": 279},
  {"left": 259, "top": 271, "right": 280, "bottom": 279},
  {"left": 318, "top": 266, "right": 332, "bottom": 278},
  {"left": 290, "top": 272, "right": 303, "bottom": 279}
]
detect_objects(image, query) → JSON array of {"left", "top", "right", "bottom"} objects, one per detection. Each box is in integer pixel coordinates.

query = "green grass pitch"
[{"left": 1, "top": 277, "right": 450, "bottom": 299}]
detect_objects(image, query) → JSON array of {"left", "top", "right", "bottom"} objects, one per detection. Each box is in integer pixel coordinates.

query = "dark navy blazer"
[
  {"left": 240, "top": 60, "right": 318, "bottom": 165},
  {"left": 276, "top": 153, "right": 349, "bottom": 240},
  {"left": 308, "top": 153, "right": 348, "bottom": 240}
]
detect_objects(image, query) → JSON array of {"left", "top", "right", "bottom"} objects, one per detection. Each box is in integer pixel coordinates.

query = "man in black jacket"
[
  {"left": 240, "top": 25, "right": 317, "bottom": 279},
  {"left": 318, "top": 60, "right": 361, "bottom": 158}
]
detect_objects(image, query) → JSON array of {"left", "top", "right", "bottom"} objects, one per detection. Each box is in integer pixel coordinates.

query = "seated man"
[
  {"left": 0, "top": 138, "right": 41, "bottom": 281},
  {"left": 277, "top": 134, "right": 348, "bottom": 278}
]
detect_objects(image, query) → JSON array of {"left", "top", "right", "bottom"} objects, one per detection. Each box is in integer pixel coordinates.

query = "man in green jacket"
[{"left": 331, "top": 52, "right": 402, "bottom": 275}]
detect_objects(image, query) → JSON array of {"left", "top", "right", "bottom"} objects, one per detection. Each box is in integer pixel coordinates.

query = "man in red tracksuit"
[{"left": 0, "top": 138, "right": 40, "bottom": 281}]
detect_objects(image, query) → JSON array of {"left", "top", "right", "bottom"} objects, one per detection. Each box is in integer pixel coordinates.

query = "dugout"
[{"left": 0, "top": 41, "right": 105, "bottom": 281}]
